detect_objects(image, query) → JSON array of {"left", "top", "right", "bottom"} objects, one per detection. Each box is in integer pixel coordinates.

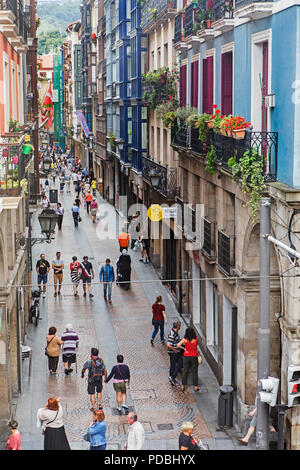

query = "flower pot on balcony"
[
  {"left": 226, "top": 129, "right": 232, "bottom": 137},
  {"left": 181, "top": 33, "right": 185, "bottom": 41},
  {"left": 205, "top": 120, "right": 214, "bottom": 129},
  {"left": 232, "top": 128, "right": 247, "bottom": 139},
  {"left": 219, "top": 127, "right": 227, "bottom": 136},
  {"left": 206, "top": 19, "right": 212, "bottom": 28}
]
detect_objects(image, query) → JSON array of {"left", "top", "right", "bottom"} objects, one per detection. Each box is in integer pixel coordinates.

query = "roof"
[{"left": 37, "top": 54, "right": 53, "bottom": 70}]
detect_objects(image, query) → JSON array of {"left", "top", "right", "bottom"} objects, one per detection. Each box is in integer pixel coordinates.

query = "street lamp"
[
  {"left": 43, "top": 155, "right": 52, "bottom": 172},
  {"left": 117, "top": 138, "right": 125, "bottom": 152},
  {"left": 38, "top": 209, "right": 58, "bottom": 240},
  {"left": 149, "top": 171, "right": 161, "bottom": 189}
]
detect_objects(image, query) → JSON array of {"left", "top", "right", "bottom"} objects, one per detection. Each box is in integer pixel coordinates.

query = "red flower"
[
  {"left": 213, "top": 104, "right": 217, "bottom": 108},
  {"left": 221, "top": 115, "right": 224, "bottom": 119},
  {"left": 216, "top": 110, "right": 220, "bottom": 114}
]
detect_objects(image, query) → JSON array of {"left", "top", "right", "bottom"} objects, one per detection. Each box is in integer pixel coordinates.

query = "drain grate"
[{"left": 157, "top": 424, "right": 174, "bottom": 431}]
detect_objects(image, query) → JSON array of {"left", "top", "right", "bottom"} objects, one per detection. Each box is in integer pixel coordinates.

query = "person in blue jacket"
[
  {"left": 99, "top": 258, "right": 115, "bottom": 303},
  {"left": 87, "top": 410, "right": 106, "bottom": 450}
]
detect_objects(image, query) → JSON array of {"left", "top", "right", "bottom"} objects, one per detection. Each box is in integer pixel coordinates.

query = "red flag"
[{"left": 40, "top": 81, "right": 54, "bottom": 129}]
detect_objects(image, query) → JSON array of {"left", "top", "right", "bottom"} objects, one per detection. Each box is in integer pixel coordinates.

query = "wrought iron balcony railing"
[
  {"left": 185, "top": 3, "right": 196, "bottom": 37},
  {"left": 141, "top": 78, "right": 169, "bottom": 104},
  {"left": 171, "top": 123, "right": 278, "bottom": 182},
  {"left": 141, "top": 0, "right": 177, "bottom": 31},
  {"left": 235, "top": 0, "right": 273, "bottom": 10},
  {"left": 142, "top": 155, "right": 179, "bottom": 199},
  {"left": 217, "top": 229, "right": 235, "bottom": 276},
  {"left": 0, "top": 137, "right": 31, "bottom": 196}
]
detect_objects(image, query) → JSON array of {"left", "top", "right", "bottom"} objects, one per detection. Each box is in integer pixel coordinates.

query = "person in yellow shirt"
[{"left": 91, "top": 180, "right": 97, "bottom": 196}]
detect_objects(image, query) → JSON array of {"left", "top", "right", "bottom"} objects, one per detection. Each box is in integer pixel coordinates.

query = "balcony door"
[
  {"left": 251, "top": 31, "right": 271, "bottom": 132},
  {"left": 261, "top": 41, "right": 268, "bottom": 133},
  {"left": 202, "top": 56, "right": 214, "bottom": 115},
  {"left": 221, "top": 51, "right": 233, "bottom": 116}
]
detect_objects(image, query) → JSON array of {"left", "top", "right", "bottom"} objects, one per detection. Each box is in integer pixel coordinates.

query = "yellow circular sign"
[
  {"left": 148, "top": 204, "right": 164, "bottom": 222},
  {"left": 24, "top": 134, "right": 31, "bottom": 142}
]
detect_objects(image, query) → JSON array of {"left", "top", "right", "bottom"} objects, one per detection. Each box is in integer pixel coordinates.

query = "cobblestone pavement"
[{"left": 10, "top": 183, "right": 253, "bottom": 451}]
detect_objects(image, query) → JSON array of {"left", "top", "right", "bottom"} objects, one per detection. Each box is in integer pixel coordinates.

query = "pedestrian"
[
  {"left": 86, "top": 410, "right": 107, "bottom": 450},
  {"left": 84, "top": 190, "right": 93, "bottom": 214},
  {"left": 105, "top": 354, "right": 130, "bottom": 413},
  {"left": 237, "top": 377, "right": 276, "bottom": 446},
  {"left": 99, "top": 258, "right": 115, "bottom": 303},
  {"left": 141, "top": 235, "right": 150, "bottom": 264},
  {"left": 167, "top": 320, "right": 184, "bottom": 386},
  {"left": 81, "top": 348, "right": 107, "bottom": 411},
  {"left": 52, "top": 251, "right": 64, "bottom": 296},
  {"left": 36, "top": 253, "right": 50, "bottom": 298},
  {"left": 91, "top": 179, "right": 97, "bottom": 196},
  {"left": 81, "top": 255, "right": 95, "bottom": 298},
  {"left": 71, "top": 201, "right": 80, "bottom": 228},
  {"left": 72, "top": 172, "right": 78, "bottom": 189},
  {"left": 116, "top": 249, "right": 131, "bottom": 290},
  {"left": 59, "top": 175, "right": 65, "bottom": 195},
  {"left": 41, "top": 194, "right": 50, "bottom": 210},
  {"left": 37, "top": 397, "right": 71, "bottom": 450},
  {"left": 70, "top": 256, "right": 82, "bottom": 297},
  {"left": 124, "top": 412, "right": 145, "bottom": 450},
  {"left": 150, "top": 295, "right": 167, "bottom": 346},
  {"left": 118, "top": 227, "right": 130, "bottom": 252},
  {"left": 6, "top": 420, "right": 21, "bottom": 450},
  {"left": 177, "top": 327, "right": 201, "bottom": 392},
  {"left": 179, "top": 422, "right": 202, "bottom": 450},
  {"left": 61, "top": 324, "right": 79, "bottom": 375},
  {"left": 90, "top": 198, "right": 98, "bottom": 224},
  {"left": 44, "top": 177, "right": 49, "bottom": 192},
  {"left": 129, "top": 211, "right": 140, "bottom": 249},
  {"left": 55, "top": 202, "right": 64, "bottom": 230},
  {"left": 84, "top": 179, "right": 90, "bottom": 195},
  {"left": 45, "top": 326, "right": 64, "bottom": 374},
  {"left": 75, "top": 194, "right": 81, "bottom": 207},
  {"left": 75, "top": 180, "right": 81, "bottom": 197},
  {"left": 65, "top": 173, "right": 71, "bottom": 192}
]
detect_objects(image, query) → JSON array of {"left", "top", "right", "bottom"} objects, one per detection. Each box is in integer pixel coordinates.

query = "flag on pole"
[{"left": 40, "top": 81, "right": 54, "bottom": 129}]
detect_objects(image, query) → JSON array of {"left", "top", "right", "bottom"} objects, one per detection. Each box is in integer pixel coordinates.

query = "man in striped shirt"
[
  {"left": 61, "top": 324, "right": 79, "bottom": 375},
  {"left": 167, "top": 320, "right": 183, "bottom": 386}
]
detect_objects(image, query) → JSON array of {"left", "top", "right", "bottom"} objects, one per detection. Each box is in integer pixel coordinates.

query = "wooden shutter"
[
  {"left": 207, "top": 56, "right": 214, "bottom": 115},
  {"left": 221, "top": 51, "right": 233, "bottom": 116},
  {"left": 191, "top": 60, "right": 199, "bottom": 108},
  {"left": 180, "top": 64, "right": 187, "bottom": 107},
  {"left": 202, "top": 58, "right": 207, "bottom": 113}
]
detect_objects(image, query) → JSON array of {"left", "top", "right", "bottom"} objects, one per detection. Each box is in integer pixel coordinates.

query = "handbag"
[
  {"left": 45, "top": 335, "right": 55, "bottom": 356},
  {"left": 83, "top": 432, "right": 91, "bottom": 442},
  {"left": 42, "top": 410, "right": 58, "bottom": 435},
  {"left": 78, "top": 216, "right": 82, "bottom": 222},
  {"left": 189, "top": 341, "right": 203, "bottom": 365}
]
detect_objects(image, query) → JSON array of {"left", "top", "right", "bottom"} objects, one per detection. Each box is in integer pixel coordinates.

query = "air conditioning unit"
[{"left": 265, "top": 94, "right": 275, "bottom": 108}]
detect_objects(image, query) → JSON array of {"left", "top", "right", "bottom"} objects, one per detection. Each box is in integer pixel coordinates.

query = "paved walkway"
[{"left": 3, "top": 182, "right": 255, "bottom": 450}]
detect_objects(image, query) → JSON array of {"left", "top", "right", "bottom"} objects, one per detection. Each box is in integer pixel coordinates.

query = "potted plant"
[
  {"left": 196, "top": 9, "right": 206, "bottom": 29},
  {"left": 206, "top": 9, "right": 213, "bottom": 28},
  {"left": 222, "top": 115, "right": 251, "bottom": 139},
  {"left": 223, "top": 0, "right": 234, "bottom": 18},
  {"left": 192, "top": 0, "right": 198, "bottom": 8},
  {"left": 195, "top": 113, "right": 212, "bottom": 142},
  {"left": 92, "top": 32, "right": 97, "bottom": 41},
  {"left": 163, "top": 111, "right": 177, "bottom": 128},
  {"left": 36, "top": 17, "right": 41, "bottom": 28},
  {"left": 181, "top": 29, "right": 185, "bottom": 41},
  {"left": 210, "top": 105, "right": 228, "bottom": 134},
  {"left": 108, "top": 131, "right": 117, "bottom": 145},
  {"left": 185, "top": 108, "right": 200, "bottom": 128}
]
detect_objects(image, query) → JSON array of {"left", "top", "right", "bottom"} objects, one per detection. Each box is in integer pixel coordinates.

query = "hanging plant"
[
  {"left": 36, "top": 18, "right": 41, "bottom": 28},
  {"left": 163, "top": 111, "right": 177, "bottom": 128},
  {"left": 205, "top": 144, "right": 217, "bottom": 175},
  {"left": 231, "top": 149, "right": 265, "bottom": 223},
  {"left": 195, "top": 113, "right": 212, "bottom": 142}
]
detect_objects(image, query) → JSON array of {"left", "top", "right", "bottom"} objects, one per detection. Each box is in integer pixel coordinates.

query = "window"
[
  {"left": 180, "top": 64, "right": 187, "bottom": 107},
  {"left": 202, "top": 56, "right": 214, "bottom": 114},
  {"left": 164, "top": 43, "right": 168, "bottom": 68},
  {"left": 142, "top": 122, "right": 147, "bottom": 149},
  {"left": 141, "top": 51, "right": 147, "bottom": 75},
  {"left": 221, "top": 51, "right": 233, "bottom": 116},
  {"left": 206, "top": 280, "right": 219, "bottom": 359},
  {"left": 190, "top": 60, "right": 199, "bottom": 109}
]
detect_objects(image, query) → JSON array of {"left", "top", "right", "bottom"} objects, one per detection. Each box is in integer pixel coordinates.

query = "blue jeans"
[
  {"left": 152, "top": 320, "right": 164, "bottom": 341},
  {"left": 90, "top": 444, "right": 106, "bottom": 450},
  {"left": 103, "top": 282, "right": 112, "bottom": 299},
  {"left": 38, "top": 274, "right": 47, "bottom": 285}
]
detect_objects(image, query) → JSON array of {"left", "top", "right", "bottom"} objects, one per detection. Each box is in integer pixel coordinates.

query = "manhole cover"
[
  {"left": 157, "top": 424, "right": 173, "bottom": 430},
  {"left": 130, "top": 389, "right": 156, "bottom": 400}
]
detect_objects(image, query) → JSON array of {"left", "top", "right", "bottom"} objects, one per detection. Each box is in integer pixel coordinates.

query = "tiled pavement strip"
[{"left": 10, "top": 182, "right": 252, "bottom": 451}]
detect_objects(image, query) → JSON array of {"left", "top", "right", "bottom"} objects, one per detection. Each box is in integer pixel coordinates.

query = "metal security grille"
[{"left": 217, "top": 230, "right": 234, "bottom": 275}]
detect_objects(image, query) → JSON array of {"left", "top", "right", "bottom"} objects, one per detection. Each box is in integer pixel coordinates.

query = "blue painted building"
[{"left": 104, "top": 0, "right": 147, "bottom": 207}]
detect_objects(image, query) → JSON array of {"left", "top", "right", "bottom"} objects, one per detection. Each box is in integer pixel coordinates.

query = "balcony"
[
  {"left": 0, "top": 135, "right": 31, "bottom": 197},
  {"left": 141, "top": 78, "right": 169, "bottom": 105},
  {"left": 0, "top": 0, "right": 28, "bottom": 48},
  {"left": 201, "top": 217, "right": 216, "bottom": 260},
  {"left": 141, "top": 0, "right": 177, "bottom": 33},
  {"left": 235, "top": 0, "right": 273, "bottom": 20},
  {"left": 217, "top": 229, "right": 235, "bottom": 276},
  {"left": 171, "top": 123, "right": 278, "bottom": 182},
  {"left": 142, "top": 155, "right": 179, "bottom": 200},
  {"left": 88, "top": 82, "right": 97, "bottom": 96}
]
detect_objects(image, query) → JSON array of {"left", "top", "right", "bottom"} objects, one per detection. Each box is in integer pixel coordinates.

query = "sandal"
[
  {"left": 194, "top": 386, "right": 200, "bottom": 392},
  {"left": 181, "top": 386, "right": 185, "bottom": 393}
]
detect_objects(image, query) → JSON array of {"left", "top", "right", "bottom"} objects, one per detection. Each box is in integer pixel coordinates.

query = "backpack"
[{"left": 90, "top": 357, "right": 104, "bottom": 382}]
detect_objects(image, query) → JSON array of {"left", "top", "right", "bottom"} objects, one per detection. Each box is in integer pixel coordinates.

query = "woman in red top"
[
  {"left": 151, "top": 296, "right": 167, "bottom": 345},
  {"left": 177, "top": 327, "right": 200, "bottom": 392},
  {"left": 6, "top": 420, "right": 21, "bottom": 450}
]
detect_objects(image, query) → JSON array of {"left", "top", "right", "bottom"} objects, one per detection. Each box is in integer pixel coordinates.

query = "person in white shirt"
[{"left": 125, "top": 412, "right": 145, "bottom": 450}]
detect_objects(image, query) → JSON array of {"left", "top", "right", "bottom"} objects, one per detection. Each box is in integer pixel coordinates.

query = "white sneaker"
[{"left": 42, "top": 293, "right": 46, "bottom": 298}]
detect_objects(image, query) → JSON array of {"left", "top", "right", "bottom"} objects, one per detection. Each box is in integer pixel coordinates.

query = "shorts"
[
  {"left": 38, "top": 274, "right": 47, "bottom": 284},
  {"left": 91, "top": 209, "right": 97, "bottom": 216},
  {"left": 54, "top": 273, "right": 63, "bottom": 284},
  {"left": 81, "top": 276, "right": 92, "bottom": 284},
  {"left": 62, "top": 354, "right": 76, "bottom": 364},
  {"left": 113, "top": 382, "right": 127, "bottom": 393},
  {"left": 88, "top": 380, "right": 103, "bottom": 395}
]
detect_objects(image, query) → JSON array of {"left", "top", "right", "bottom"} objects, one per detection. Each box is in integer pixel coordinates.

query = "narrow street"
[{"left": 14, "top": 182, "right": 248, "bottom": 450}]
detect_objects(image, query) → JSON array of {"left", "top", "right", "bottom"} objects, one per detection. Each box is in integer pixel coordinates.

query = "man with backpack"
[{"left": 81, "top": 348, "right": 107, "bottom": 411}]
